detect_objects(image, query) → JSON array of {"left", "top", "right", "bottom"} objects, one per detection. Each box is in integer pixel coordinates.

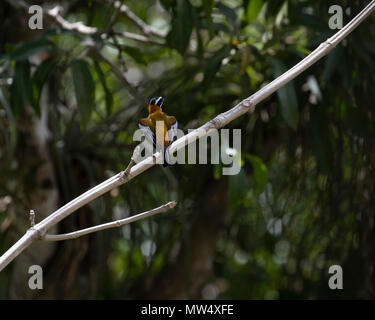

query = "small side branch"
[
  {"left": 106, "top": 0, "right": 167, "bottom": 38},
  {"left": 111, "top": 31, "right": 167, "bottom": 47},
  {"left": 120, "top": 145, "right": 141, "bottom": 180},
  {"left": 29, "top": 210, "right": 35, "bottom": 227},
  {"left": 44, "top": 201, "right": 176, "bottom": 241},
  {"left": 47, "top": 6, "right": 98, "bottom": 34},
  {"left": 89, "top": 49, "right": 147, "bottom": 104}
]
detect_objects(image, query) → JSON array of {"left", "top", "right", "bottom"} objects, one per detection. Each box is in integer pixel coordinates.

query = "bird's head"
[{"left": 148, "top": 96, "right": 164, "bottom": 114}]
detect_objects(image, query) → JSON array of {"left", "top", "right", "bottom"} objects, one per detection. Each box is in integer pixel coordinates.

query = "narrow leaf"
[
  {"left": 202, "top": 0, "right": 214, "bottom": 36},
  {"left": 244, "top": 154, "right": 268, "bottom": 193},
  {"left": 217, "top": 3, "right": 238, "bottom": 23},
  {"left": 247, "top": 0, "right": 263, "bottom": 23},
  {"left": 11, "top": 38, "right": 55, "bottom": 61},
  {"left": 159, "top": 0, "right": 175, "bottom": 10},
  {"left": 31, "top": 57, "right": 57, "bottom": 116},
  {"left": 168, "top": 0, "right": 195, "bottom": 55},
  {"left": 271, "top": 58, "right": 299, "bottom": 130},
  {"left": 93, "top": 60, "right": 113, "bottom": 115},
  {"left": 202, "top": 45, "right": 230, "bottom": 88},
  {"left": 322, "top": 46, "right": 344, "bottom": 82},
  {"left": 124, "top": 46, "right": 148, "bottom": 65},
  {"left": 10, "top": 60, "right": 31, "bottom": 115},
  {"left": 229, "top": 168, "right": 248, "bottom": 208},
  {"left": 71, "top": 59, "right": 95, "bottom": 128}
]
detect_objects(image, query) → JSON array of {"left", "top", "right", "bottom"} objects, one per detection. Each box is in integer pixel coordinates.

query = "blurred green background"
[{"left": 0, "top": 0, "right": 374, "bottom": 299}]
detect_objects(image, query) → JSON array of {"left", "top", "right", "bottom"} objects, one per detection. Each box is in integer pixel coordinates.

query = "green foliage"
[
  {"left": 168, "top": 0, "right": 196, "bottom": 55},
  {"left": 1, "top": 0, "right": 375, "bottom": 300},
  {"left": 244, "top": 154, "right": 267, "bottom": 194},
  {"left": 10, "top": 60, "right": 31, "bottom": 115},
  {"left": 10, "top": 38, "right": 55, "bottom": 61},
  {"left": 31, "top": 57, "right": 57, "bottom": 116},
  {"left": 271, "top": 58, "right": 299, "bottom": 130},
  {"left": 247, "top": 0, "right": 263, "bottom": 23},
  {"left": 202, "top": 45, "right": 231, "bottom": 88},
  {"left": 93, "top": 61, "right": 113, "bottom": 115},
  {"left": 71, "top": 59, "right": 95, "bottom": 128}
]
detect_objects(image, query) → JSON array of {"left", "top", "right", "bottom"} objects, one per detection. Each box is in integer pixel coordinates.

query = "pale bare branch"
[
  {"left": 120, "top": 144, "right": 142, "bottom": 179},
  {"left": 111, "top": 31, "right": 167, "bottom": 47},
  {"left": 29, "top": 210, "right": 35, "bottom": 228},
  {"left": 44, "top": 201, "right": 177, "bottom": 241},
  {"left": 47, "top": 6, "right": 98, "bottom": 34},
  {"left": 47, "top": 6, "right": 165, "bottom": 46}
]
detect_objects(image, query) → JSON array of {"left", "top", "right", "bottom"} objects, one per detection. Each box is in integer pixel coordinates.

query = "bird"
[{"left": 138, "top": 96, "right": 178, "bottom": 166}]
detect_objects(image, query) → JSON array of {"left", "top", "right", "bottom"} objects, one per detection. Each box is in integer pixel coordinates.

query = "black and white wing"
[
  {"left": 138, "top": 123, "right": 156, "bottom": 155},
  {"left": 168, "top": 120, "right": 178, "bottom": 144}
]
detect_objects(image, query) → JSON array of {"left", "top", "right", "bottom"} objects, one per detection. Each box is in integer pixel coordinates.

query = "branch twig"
[
  {"left": 89, "top": 48, "right": 147, "bottom": 104},
  {"left": 111, "top": 31, "right": 167, "bottom": 47},
  {"left": 44, "top": 201, "right": 176, "bottom": 241},
  {"left": 8, "top": 0, "right": 166, "bottom": 39},
  {"left": 120, "top": 145, "right": 142, "bottom": 179},
  {"left": 47, "top": 6, "right": 97, "bottom": 34},
  {"left": 48, "top": 5, "right": 165, "bottom": 46},
  {"left": 1, "top": 1, "right": 374, "bottom": 272},
  {"left": 105, "top": 0, "right": 167, "bottom": 38},
  {"left": 45, "top": 7, "right": 147, "bottom": 101},
  {"left": 29, "top": 210, "right": 35, "bottom": 227}
]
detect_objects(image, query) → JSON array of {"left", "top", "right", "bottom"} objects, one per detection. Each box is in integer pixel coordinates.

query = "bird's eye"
[{"left": 150, "top": 97, "right": 156, "bottom": 105}]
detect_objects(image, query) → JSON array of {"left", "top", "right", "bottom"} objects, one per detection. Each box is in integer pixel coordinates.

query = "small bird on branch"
[
  {"left": 121, "top": 96, "right": 178, "bottom": 179},
  {"left": 139, "top": 96, "right": 178, "bottom": 166}
]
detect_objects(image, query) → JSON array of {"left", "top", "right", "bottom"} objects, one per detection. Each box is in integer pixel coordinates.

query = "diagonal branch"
[
  {"left": 104, "top": 0, "right": 167, "bottom": 38},
  {"left": 89, "top": 48, "right": 147, "bottom": 104},
  {"left": 43, "top": 201, "right": 177, "bottom": 241},
  {"left": 111, "top": 31, "right": 167, "bottom": 47},
  {"left": 1, "top": 0, "right": 374, "bottom": 272}
]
